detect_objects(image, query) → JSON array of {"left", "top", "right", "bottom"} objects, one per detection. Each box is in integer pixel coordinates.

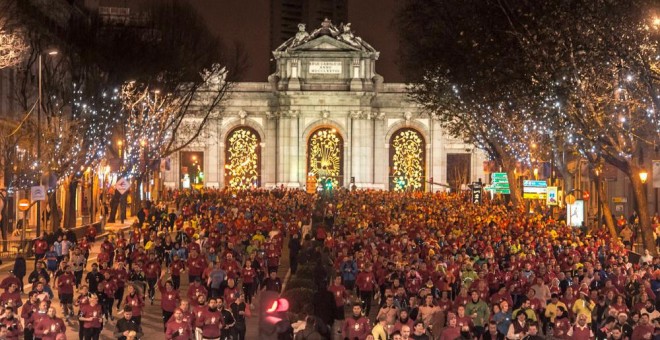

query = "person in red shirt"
[
  {"left": 73, "top": 285, "right": 90, "bottom": 340},
  {"left": 192, "top": 294, "right": 208, "bottom": 328},
  {"left": 55, "top": 266, "right": 75, "bottom": 320},
  {"left": 158, "top": 273, "right": 180, "bottom": 331},
  {"left": 240, "top": 261, "right": 257, "bottom": 306},
  {"left": 78, "top": 238, "right": 91, "bottom": 261},
  {"left": 96, "top": 251, "right": 111, "bottom": 268},
  {"left": 186, "top": 250, "right": 207, "bottom": 283},
  {"left": 79, "top": 294, "right": 103, "bottom": 340},
  {"left": 195, "top": 297, "right": 224, "bottom": 340},
  {"left": 112, "top": 264, "right": 129, "bottom": 312},
  {"left": 356, "top": 265, "right": 377, "bottom": 316},
  {"left": 100, "top": 238, "right": 115, "bottom": 267},
  {"left": 630, "top": 313, "right": 654, "bottom": 340},
  {"left": 33, "top": 236, "right": 49, "bottom": 265},
  {"left": 85, "top": 225, "right": 97, "bottom": 243},
  {"left": 122, "top": 284, "right": 145, "bottom": 327},
  {"left": 221, "top": 253, "right": 241, "bottom": 280},
  {"left": 187, "top": 278, "right": 208, "bottom": 306},
  {"left": 144, "top": 252, "right": 161, "bottom": 304},
  {"left": 0, "top": 272, "right": 21, "bottom": 292},
  {"left": 0, "top": 283, "right": 22, "bottom": 310},
  {"left": 34, "top": 306, "right": 65, "bottom": 340},
  {"left": 328, "top": 276, "right": 347, "bottom": 322},
  {"left": 1, "top": 305, "right": 23, "bottom": 340},
  {"left": 266, "top": 244, "right": 280, "bottom": 274},
  {"left": 165, "top": 308, "right": 193, "bottom": 340},
  {"left": 20, "top": 292, "right": 39, "bottom": 340},
  {"left": 342, "top": 303, "right": 371, "bottom": 339},
  {"left": 169, "top": 253, "right": 186, "bottom": 289},
  {"left": 222, "top": 278, "right": 240, "bottom": 307},
  {"left": 98, "top": 271, "right": 117, "bottom": 321}
]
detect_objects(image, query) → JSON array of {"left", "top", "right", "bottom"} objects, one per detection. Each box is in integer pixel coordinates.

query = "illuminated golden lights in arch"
[
  {"left": 308, "top": 128, "right": 343, "bottom": 187},
  {"left": 225, "top": 127, "right": 261, "bottom": 189},
  {"left": 390, "top": 128, "right": 425, "bottom": 191}
]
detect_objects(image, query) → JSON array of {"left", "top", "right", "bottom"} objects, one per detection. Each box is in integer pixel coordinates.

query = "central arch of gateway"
[{"left": 164, "top": 20, "right": 485, "bottom": 191}]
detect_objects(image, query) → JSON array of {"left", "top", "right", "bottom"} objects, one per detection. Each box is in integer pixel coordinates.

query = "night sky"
[{"left": 188, "top": 0, "right": 403, "bottom": 83}]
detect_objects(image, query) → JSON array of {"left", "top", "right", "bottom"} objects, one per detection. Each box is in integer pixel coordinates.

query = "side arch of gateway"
[{"left": 162, "top": 21, "right": 485, "bottom": 191}]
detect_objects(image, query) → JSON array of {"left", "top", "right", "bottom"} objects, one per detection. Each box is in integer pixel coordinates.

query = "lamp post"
[
  {"left": 36, "top": 49, "right": 58, "bottom": 237},
  {"left": 640, "top": 170, "right": 648, "bottom": 214},
  {"left": 100, "top": 165, "right": 110, "bottom": 230}
]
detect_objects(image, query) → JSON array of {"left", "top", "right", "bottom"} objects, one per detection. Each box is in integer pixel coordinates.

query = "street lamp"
[
  {"left": 639, "top": 171, "right": 648, "bottom": 184},
  {"left": 36, "top": 48, "right": 58, "bottom": 236}
]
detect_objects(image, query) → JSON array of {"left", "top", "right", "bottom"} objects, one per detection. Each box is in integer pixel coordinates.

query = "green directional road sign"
[{"left": 487, "top": 172, "right": 510, "bottom": 194}]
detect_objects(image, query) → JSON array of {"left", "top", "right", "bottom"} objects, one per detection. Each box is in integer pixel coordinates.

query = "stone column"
[
  {"left": 277, "top": 111, "right": 301, "bottom": 187},
  {"left": 373, "top": 115, "right": 387, "bottom": 189},
  {"left": 206, "top": 123, "right": 220, "bottom": 188}
]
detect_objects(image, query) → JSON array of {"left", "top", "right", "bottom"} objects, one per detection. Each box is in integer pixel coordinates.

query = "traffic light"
[
  {"left": 396, "top": 177, "right": 406, "bottom": 189},
  {"left": 259, "top": 291, "right": 291, "bottom": 339},
  {"left": 324, "top": 178, "right": 333, "bottom": 191}
]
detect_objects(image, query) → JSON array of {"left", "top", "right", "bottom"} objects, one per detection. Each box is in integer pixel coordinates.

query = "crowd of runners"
[{"left": 0, "top": 188, "right": 656, "bottom": 340}]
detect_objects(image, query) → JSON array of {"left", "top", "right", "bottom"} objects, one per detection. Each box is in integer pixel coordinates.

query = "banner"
[
  {"left": 546, "top": 186, "right": 558, "bottom": 206},
  {"left": 567, "top": 200, "right": 584, "bottom": 227},
  {"left": 471, "top": 182, "right": 483, "bottom": 204}
]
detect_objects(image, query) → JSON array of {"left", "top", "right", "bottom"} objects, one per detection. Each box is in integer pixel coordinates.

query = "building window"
[
  {"left": 308, "top": 128, "right": 343, "bottom": 187},
  {"left": 389, "top": 128, "right": 425, "bottom": 191},
  {"left": 225, "top": 127, "right": 261, "bottom": 189}
]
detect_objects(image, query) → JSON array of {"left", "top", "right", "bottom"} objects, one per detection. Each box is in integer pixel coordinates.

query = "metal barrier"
[{"left": 0, "top": 240, "right": 34, "bottom": 260}]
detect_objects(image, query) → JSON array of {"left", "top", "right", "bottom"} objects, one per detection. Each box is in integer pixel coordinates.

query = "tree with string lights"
[
  {"left": 0, "top": 0, "right": 27, "bottom": 69},
  {"left": 398, "top": 0, "right": 659, "bottom": 248},
  {"left": 115, "top": 64, "right": 228, "bottom": 208},
  {"left": 397, "top": 0, "right": 548, "bottom": 207},
  {"left": 103, "top": 0, "right": 243, "bottom": 222},
  {"left": 506, "top": 0, "right": 660, "bottom": 250}
]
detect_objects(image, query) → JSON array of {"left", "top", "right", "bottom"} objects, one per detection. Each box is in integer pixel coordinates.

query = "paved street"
[{"left": 0, "top": 220, "right": 292, "bottom": 339}]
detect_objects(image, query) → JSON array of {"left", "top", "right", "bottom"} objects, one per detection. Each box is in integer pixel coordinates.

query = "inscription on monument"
[{"left": 309, "top": 61, "right": 342, "bottom": 74}]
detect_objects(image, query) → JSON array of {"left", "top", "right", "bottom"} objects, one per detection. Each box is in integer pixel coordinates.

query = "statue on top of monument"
[
  {"left": 274, "top": 18, "right": 377, "bottom": 53},
  {"left": 291, "top": 23, "right": 310, "bottom": 47},
  {"left": 337, "top": 23, "right": 360, "bottom": 47},
  {"left": 310, "top": 18, "right": 340, "bottom": 38}
]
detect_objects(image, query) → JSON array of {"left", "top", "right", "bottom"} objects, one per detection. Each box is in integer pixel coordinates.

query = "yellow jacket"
[
  {"left": 544, "top": 301, "right": 568, "bottom": 322},
  {"left": 372, "top": 323, "right": 388, "bottom": 340},
  {"left": 571, "top": 298, "right": 596, "bottom": 324}
]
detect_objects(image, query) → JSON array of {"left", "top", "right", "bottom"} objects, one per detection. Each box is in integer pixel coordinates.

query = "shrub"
[{"left": 282, "top": 287, "right": 315, "bottom": 315}]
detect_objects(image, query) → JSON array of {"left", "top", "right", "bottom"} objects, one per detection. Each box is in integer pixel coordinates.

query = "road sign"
[
  {"left": 491, "top": 172, "right": 508, "bottom": 182},
  {"left": 565, "top": 194, "right": 576, "bottom": 205},
  {"left": 487, "top": 172, "right": 510, "bottom": 194},
  {"left": 31, "top": 186, "right": 46, "bottom": 201},
  {"left": 523, "top": 180, "right": 547, "bottom": 199},
  {"left": 18, "top": 199, "right": 30, "bottom": 211},
  {"left": 546, "top": 186, "right": 558, "bottom": 206},
  {"left": 523, "top": 180, "right": 547, "bottom": 187},
  {"left": 612, "top": 197, "right": 627, "bottom": 203},
  {"left": 115, "top": 178, "right": 131, "bottom": 195}
]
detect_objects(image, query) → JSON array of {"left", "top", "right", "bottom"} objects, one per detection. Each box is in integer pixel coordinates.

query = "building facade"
[{"left": 163, "top": 21, "right": 487, "bottom": 191}]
